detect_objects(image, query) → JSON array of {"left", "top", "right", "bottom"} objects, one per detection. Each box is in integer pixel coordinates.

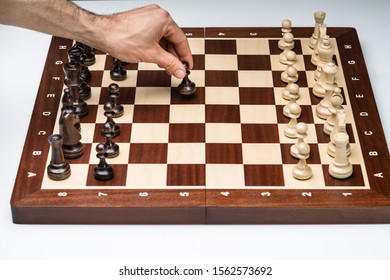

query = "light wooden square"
[
  {"left": 318, "top": 143, "right": 364, "bottom": 165},
  {"left": 188, "top": 38, "right": 205, "bottom": 55},
  {"left": 41, "top": 164, "right": 89, "bottom": 189},
  {"left": 206, "top": 164, "right": 245, "bottom": 188},
  {"left": 170, "top": 104, "right": 205, "bottom": 123},
  {"left": 240, "top": 105, "right": 278, "bottom": 123},
  {"left": 206, "top": 123, "right": 242, "bottom": 143},
  {"left": 126, "top": 164, "right": 167, "bottom": 188},
  {"left": 88, "top": 54, "right": 106, "bottom": 71},
  {"left": 205, "top": 87, "right": 240, "bottom": 104},
  {"left": 138, "top": 62, "right": 162, "bottom": 71},
  {"left": 80, "top": 123, "right": 96, "bottom": 143},
  {"left": 134, "top": 87, "right": 171, "bottom": 105},
  {"left": 238, "top": 71, "right": 273, "bottom": 87},
  {"left": 270, "top": 54, "right": 306, "bottom": 71},
  {"left": 278, "top": 123, "right": 318, "bottom": 143},
  {"left": 236, "top": 38, "right": 270, "bottom": 55},
  {"left": 130, "top": 123, "right": 169, "bottom": 143},
  {"left": 167, "top": 143, "right": 205, "bottom": 164},
  {"left": 205, "top": 55, "right": 238, "bottom": 70},
  {"left": 102, "top": 70, "right": 137, "bottom": 87},
  {"left": 242, "top": 143, "right": 283, "bottom": 164},
  {"left": 282, "top": 164, "right": 326, "bottom": 189},
  {"left": 274, "top": 87, "right": 311, "bottom": 105},
  {"left": 88, "top": 87, "right": 102, "bottom": 105}
]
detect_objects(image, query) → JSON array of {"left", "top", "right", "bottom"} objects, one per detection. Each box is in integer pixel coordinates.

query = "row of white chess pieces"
[{"left": 278, "top": 12, "right": 353, "bottom": 180}]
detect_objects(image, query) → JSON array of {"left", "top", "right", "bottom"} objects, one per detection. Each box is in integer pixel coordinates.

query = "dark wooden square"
[
  {"left": 272, "top": 71, "right": 308, "bottom": 87},
  {"left": 237, "top": 55, "right": 272, "bottom": 70},
  {"left": 93, "top": 123, "right": 132, "bottom": 143},
  {"left": 205, "top": 105, "right": 240, "bottom": 123},
  {"left": 205, "top": 70, "right": 239, "bottom": 87},
  {"left": 133, "top": 105, "right": 170, "bottom": 123},
  {"left": 239, "top": 88, "right": 275, "bottom": 105},
  {"left": 137, "top": 70, "right": 171, "bottom": 87},
  {"left": 323, "top": 165, "right": 366, "bottom": 187},
  {"left": 169, "top": 123, "right": 205, "bottom": 143},
  {"left": 244, "top": 165, "right": 285, "bottom": 186},
  {"left": 205, "top": 39, "right": 237, "bottom": 54},
  {"left": 241, "top": 124, "right": 280, "bottom": 143},
  {"left": 129, "top": 143, "right": 168, "bottom": 163},
  {"left": 206, "top": 143, "right": 243, "bottom": 164},
  {"left": 167, "top": 164, "right": 206, "bottom": 186},
  {"left": 280, "top": 143, "right": 321, "bottom": 164}
]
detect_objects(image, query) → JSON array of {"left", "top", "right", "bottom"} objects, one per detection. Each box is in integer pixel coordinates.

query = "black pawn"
[
  {"left": 108, "top": 83, "right": 124, "bottom": 118},
  {"left": 94, "top": 143, "right": 114, "bottom": 181},
  {"left": 110, "top": 58, "right": 127, "bottom": 81},
  {"left": 104, "top": 132, "right": 120, "bottom": 158},
  {"left": 47, "top": 134, "right": 71, "bottom": 180},
  {"left": 178, "top": 62, "right": 196, "bottom": 95},
  {"left": 102, "top": 102, "right": 120, "bottom": 137},
  {"left": 75, "top": 42, "right": 96, "bottom": 66}
]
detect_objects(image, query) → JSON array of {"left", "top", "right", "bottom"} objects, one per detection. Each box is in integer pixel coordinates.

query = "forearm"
[{"left": 0, "top": 0, "right": 106, "bottom": 48}]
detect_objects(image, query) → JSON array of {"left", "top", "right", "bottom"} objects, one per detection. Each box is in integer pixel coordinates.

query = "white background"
[{"left": 0, "top": 0, "right": 389, "bottom": 260}]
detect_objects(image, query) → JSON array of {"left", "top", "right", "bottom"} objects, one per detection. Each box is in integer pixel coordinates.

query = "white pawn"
[
  {"left": 323, "top": 88, "right": 344, "bottom": 134},
  {"left": 279, "top": 33, "right": 295, "bottom": 64},
  {"left": 291, "top": 122, "right": 308, "bottom": 158},
  {"left": 284, "top": 102, "right": 301, "bottom": 138},
  {"left": 278, "top": 19, "right": 292, "bottom": 50},
  {"left": 329, "top": 130, "right": 353, "bottom": 179},
  {"left": 281, "top": 65, "right": 298, "bottom": 84},
  {"left": 292, "top": 142, "right": 312, "bottom": 180},
  {"left": 282, "top": 82, "right": 300, "bottom": 101},
  {"left": 309, "top": 11, "right": 326, "bottom": 49},
  {"left": 316, "top": 88, "right": 334, "bottom": 120}
]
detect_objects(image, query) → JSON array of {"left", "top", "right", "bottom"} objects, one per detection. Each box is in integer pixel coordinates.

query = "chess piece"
[
  {"left": 312, "top": 62, "right": 338, "bottom": 98},
  {"left": 290, "top": 122, "right": 308, "bottom": 158},
  {"left": 281, "top": 65, "right": 299, "bottom": 84},
  {"left": 282, "top": 82, "right": 300, "bottom": 101},
  {"left": 314, "top": 36, "right": 334, "bottom": 81},
  {"left": 110, "top": 58, "right": 127, "bottom": 81},
  {"left": 75, "top": 42, "right": 96, "bottom": 66},
  {"left": 47, "top": 134, "right": 71, "bottom": 180},
  {"left": 283, "top": 92, "right": 299, "bottom": 117},
  {"left": 316, "top": 88, "right": 334, "bottom": 120},
  {"left": 108, "top": 83, "right": 124, "bottom": 118},
  {"left": 68, "top": 44, "right": 92, "bottom": 83},
  {"left": 309, "top": 11, "right": 326, "bottom": 49},
  {"left": 178, "top": 62, "right": 196, "bottom": 95},
  {"left": 279, "top": 33, "right": 295, "bottom": 64},
  {"left": 63, "top": 62, "right": 89, "bottom": 118},
  {"left": 328, "top": 129, "right": 353, "bottom": 179},
  {"left": 292, "top": 142, "right": 312, "bottom": 180},
  {"left": 278, "top": 19, "right": 292, "bottom": 49},
  {"left": 102, "top": 102, "right": 120, "bottom": 137},
  {"left": 94, "top": 143, "right": 114, "bottom": 181},
  {"left": 327, "top": 109, "right": 351, "bottom": 158},
  {"left": 59, "top": 109, "right": 83, "bottom": 159},
  {"left": 311, "top": 24, "right": 327, "bottom": 66},
  {"left": 323, "top": 88, "right": 344, "bottom": 135},
  {"left": 61, "top": 87, "right": 80, "bottom": 132},
  {"left": 284, "top": 102, "right": 302, "bottom": 138},
  {"left": 104, "top": 131, "right": 120, "bottom": 158}
]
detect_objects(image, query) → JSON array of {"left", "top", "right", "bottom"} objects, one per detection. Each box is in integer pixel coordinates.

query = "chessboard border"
[{"left": 10, "top": 27, "right": 390, "bottom": 224}]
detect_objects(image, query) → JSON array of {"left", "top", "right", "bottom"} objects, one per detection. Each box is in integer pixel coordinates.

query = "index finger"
[{"left": 164, "top": 20, "right": 193, "bottom": 69}]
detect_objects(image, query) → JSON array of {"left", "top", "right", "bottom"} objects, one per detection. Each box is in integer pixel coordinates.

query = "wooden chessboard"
[{"left": 10, "top": 27, "right": 390, "bottom": 224}]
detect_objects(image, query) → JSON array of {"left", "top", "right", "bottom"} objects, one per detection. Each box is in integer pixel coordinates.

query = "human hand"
[{"left": 98, "top": 4, "right": 193, "bottom": 79}]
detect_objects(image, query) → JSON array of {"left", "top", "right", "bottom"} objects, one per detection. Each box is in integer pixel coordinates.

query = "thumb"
[{"left": 153, "top": 48, "right": 186, "bottom": 79}]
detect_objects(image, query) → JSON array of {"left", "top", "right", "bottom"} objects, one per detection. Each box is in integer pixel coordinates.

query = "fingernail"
[{"left": 174, "top": 69, "right": 185, "bottom": 79}]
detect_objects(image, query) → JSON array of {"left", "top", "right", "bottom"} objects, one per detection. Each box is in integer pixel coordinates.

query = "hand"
[{"left": 98, "top": 4, "right": 193, "bottom": 79}]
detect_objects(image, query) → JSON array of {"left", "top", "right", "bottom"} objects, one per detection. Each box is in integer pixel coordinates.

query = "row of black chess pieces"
[{"left": 47, "top": 42, "right": 197, "bottom": 181}]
